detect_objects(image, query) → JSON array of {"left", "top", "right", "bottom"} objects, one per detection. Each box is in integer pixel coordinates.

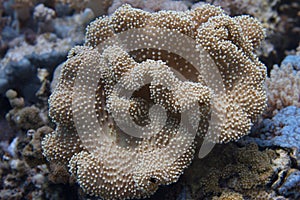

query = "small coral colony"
[{"left": 0, "top": 0, "right": 299, "bottom": 200}]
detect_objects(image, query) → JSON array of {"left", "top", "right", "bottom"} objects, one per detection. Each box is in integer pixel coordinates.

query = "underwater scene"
[{"left": 0, "top": 0, "right": 299, "bottom": 200}]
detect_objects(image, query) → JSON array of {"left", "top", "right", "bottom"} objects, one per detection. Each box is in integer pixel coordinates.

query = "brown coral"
[
  {"left": 212, "top": 191, "right": 244, "bottom": 200},
  {"left": 42, "top": 4, "right": 267, "bottom": 199},
  {"left": 5, "top": 90, "right": 46, "bottom": 131},
  {"left": 184, "top": 143, "right": 275, "bottom": 199},
  {"left": 22, "top": 126, "right": 53, "bottom": 167}
]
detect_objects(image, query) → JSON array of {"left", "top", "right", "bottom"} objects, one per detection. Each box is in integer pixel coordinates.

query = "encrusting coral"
[
  {"left": 42, "top": 4, "right": 267, "bottom": 200},
  {"left": 22, "top": 126, "right": 53, "bottom": 167},
  {"left": 184, "top": 143, "right": 277, "bottom": 199}
]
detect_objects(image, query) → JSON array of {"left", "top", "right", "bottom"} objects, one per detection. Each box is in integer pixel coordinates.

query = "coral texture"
[
  {"left": 108, "top": 0, "right": 188, "bottom": 14},
  {"left": 0, "top": 131, "right": 75, "bottom": 200},
  {"left": 266, "top": 58, "right": 300, "bottom": 115},
  {"left": 22, "top": 126, "right": 53, "bottom": 167},
  {"left": 5, "top": 90, "right": 46, "bottom": 131},
  {"left": 205, "top": 0, "right": 279, "bottom": 29},
  {"left": 277, "top": 169, "right": 300, "bottom": 198},
  {"left": 281, "top": 55, "right": 300, "bottom": 71},
  {"left": 42, "top": 4, "right": 267, "bottom": 199},
  {"left": 183, "top": 143, "right": 277, "bottom": 199},
  {"left": 34, "top": 4, "right": 55, "bottom": 22},
  {"left": 212, "top": 191, "right": 244, "bottom": 200},
  {"left": 244, "top": 106, "right": 300, "bottom": 167},
  {"left": 242, "top": 106, "right": 300, "bottom": 199},
  {"left": 193, "top": 0, "right": 280, "bottom": 61}
]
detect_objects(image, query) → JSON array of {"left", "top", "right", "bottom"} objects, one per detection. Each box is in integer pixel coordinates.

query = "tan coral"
[
  {"left": 42, "top": 4, "right": 267, "bottom": 199},
  {"left": 108, "top": 0, "right": 188, "bottom": 14},
  {"left": 200, "top": 0, "right": 280, "bottom": 58},
  {"left": 204, "top": 0, "right": 279, "bottom": 30},
  {"left": 195, "top": 10, "right": 267, "bottom": 142},
  {"left": 266, "top": 63, "right": 300, "bottom": 116}
]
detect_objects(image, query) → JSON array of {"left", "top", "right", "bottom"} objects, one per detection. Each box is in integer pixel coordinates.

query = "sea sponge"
[{"left": 42, "top": 4, "right": 267, "bottom": 199}]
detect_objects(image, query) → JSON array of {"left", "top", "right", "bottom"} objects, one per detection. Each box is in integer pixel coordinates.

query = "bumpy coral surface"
[
  {"left": 212, "top": 191, "right": 244, "bottom": 200},
  {"left": 42, "top": 4, "right": 267, "bottom": 199},
  {"left": 266, "top": 60, "right": 300, "bottom": 115},
  {"left": 108, "top": 0, "right": 188, "bottom": 14},
  {"left": 183, "top": 143, "right": 277, "bottom": 199}
]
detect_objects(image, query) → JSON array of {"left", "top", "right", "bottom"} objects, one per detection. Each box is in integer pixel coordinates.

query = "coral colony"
[
  {"left": 42, "top": 4, "right": 267, "bottom": 199},
  {"left": 0, "top": 1, "right": 299, "bottom": 200}
]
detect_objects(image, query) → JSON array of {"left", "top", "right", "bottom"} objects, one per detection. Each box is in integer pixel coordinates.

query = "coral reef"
[
  {"left": 181, "top": 143, "right": 289, "bottom": 199},
  {"left": 56, "top": 0, "right": 112, "bottom": 16},
  {"left": 281, "top": 54, "right": 300, "bottom": 71},
  {"left": 0, "top": 1, "right": 298, "bottom": 200},
  {"left": 212, "top": 191, "right": 244, "bottom": 200},
  {"left": 265, "top": 56, "right": 300, "bottom": 115},
  {"left": 192, "top": 0, "right": 300, "bottom": 71},
  {"left": 0, "top": 82, "right": 76, "bottom": 199},
  {"left": 22, "top": 126, "right": 53, "bottom": 167},
  {"left": 0, "top": 33, "right": 73, "bottom": 102},
  {"left": 0, "top": 130, "right": 77, "bottom": 200},
  {"left": 5, "top": 89, "right": 46, "bottom": 131},
  {"left": 192, "top": 0, "right": 280, "bottom": 60},
  {"left": 108, "top": 0, "right": 188, "bottom": 14},
  {"left": 277, "top": 169, "right": 300, "bottom": 198},
  {"left": 0, "top": 3, "right": 93, "bottom": 107},
  {"left": 244, "top": 106, "right": 300, "bottom": 166},
  {"left": 42, "top": 4, "right": 267, "bottom": 199},
  {"left": 33, "top": 3, "right": 56, "bottom": 33},
  {"left": 273, "top": 1, "right": 300, "bottom": 61},
  {"left": 204, "top": 0, "right": 279, "bottom": 29},
  {"left": 201, "top": 144, "right": 273, "bottom": 195},
  {"left": 241, "top": 106, "right": 300, "bottom": 199}
]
